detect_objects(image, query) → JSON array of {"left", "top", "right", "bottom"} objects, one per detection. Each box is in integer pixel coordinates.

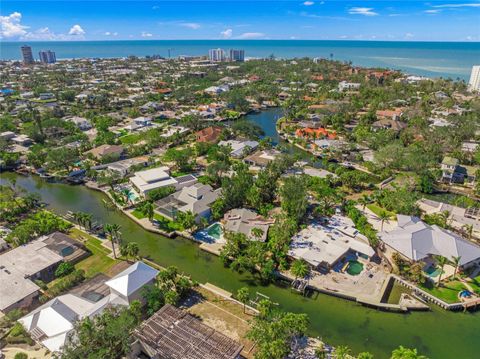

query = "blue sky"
[{"left": 1, "top": 1, "right": 479, "bottom": 41}]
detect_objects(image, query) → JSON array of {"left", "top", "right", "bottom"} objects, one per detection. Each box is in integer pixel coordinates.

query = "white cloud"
[
  {"left": 0, "top": 12, "right": 29, "bottom": 38},
  {"left": 68, "top": 24, "right": 85, "bottom": 36},
  {"left": 236, "top": 32, "right": 266, "bottom": 39},
  {"left": 220, "top": 28, "right": 233, "bottom": 39},
  {"left": 424, "top": 9, "right": 441, "bottom": 14},
  {"left": 405, "top": 33, "right": 414, "bottom": 39},
  {"left": 180, "top": 22, "right": 201, "bottom": 30},
  {"left": 303, "top": 1, "right": 314, "bottom": 6},
  {"left": 290, "top": 36, "right": 299, "bottom": 39},
  {"left": 433, "top": 3, "right": 480, "bottom": 8},
  {"left": 141, "top": 31, "right": 153, "bottom": 37},
  {"left": 348, "top": 7, "right": 378, "bottom": 16},
  {"left": 104, "top": 31, "right": 118, "bottom": 36}
]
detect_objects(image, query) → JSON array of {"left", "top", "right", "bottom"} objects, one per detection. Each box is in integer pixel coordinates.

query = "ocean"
[{"left": 1, "top": 40, "right": 479, "bottom": 81}]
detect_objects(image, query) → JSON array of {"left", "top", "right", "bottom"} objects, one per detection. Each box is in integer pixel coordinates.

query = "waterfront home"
[
  {"left": 155, "top": 183, "right": 221, "bottom": 222},
  {"left": 18, "top": 293, "right": 111, "bottom": 353},
  {"left": 129, "top": 166, "right": 197, "bottom": 196},
  {"left": 379, "top": 215, "right": 480, "bottom": 270},
  {"left": 244, "top": 149, "right": 282, "bottom": 168},
  {"left": 295, "top": 127, "right": 337, "bottom": 140},
  {"left": 223, "top": 208, "right": 274, "bottom": 242},
  {"left": 85, "top": 144, "right": 125, "bottom": 161},
  {"left": 19, "top": 261, "right": 159, "bottom": 353},
  {"left": 218, "top": 139, "right": 259, "bottom": 158},
  {"left": 0, "top": 237, "right": 64, "bottom": 313},
  {"left": 129, "top": 304, "right": 243, "bottom": 359},
  {"left": 103, "top": 156, "right": 150, "bottom": 177},
  {"left": 195, "top": 126, "right": 223, "bottom": 143},
  {"left": 288, "top": 216, "right": 375, "bottom": 272},
  {"left": 440, "top": 156, "right": 477, "bottom": 185},
  {"left": 105, "top": 261, "right": 159, "bottom": 305},
  {"left": 417, "top": 198, "right": 480, "bottom": 240}
]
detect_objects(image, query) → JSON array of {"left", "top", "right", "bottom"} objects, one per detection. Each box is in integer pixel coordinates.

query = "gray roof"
[
  {"left": 380, "top": 215, "right": 480, "bottom": 266},
  {"left": 223, "top": 208, "right": 272, "bottom": 241}
]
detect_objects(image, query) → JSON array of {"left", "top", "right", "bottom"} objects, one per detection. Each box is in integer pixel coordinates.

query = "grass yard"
[
  {"left": 420, "top": 279, "right": 467, "bottom": 303},
  {"left": 131, "top": 209, "right": 181, "bottom": 232},
  {"left": 119, "top": 133, "right": 142, "bottom": 145},
  {"left": 367, "top": 203, "right": 396, "bottom": 219},
  {"left": 69, "top": 228, "right": 117, "bottom": 278}
]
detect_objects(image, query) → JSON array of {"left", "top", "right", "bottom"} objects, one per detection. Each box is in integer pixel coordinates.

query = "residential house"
[
  {"left": 375, "top": 108, "right": 404, "bottom": 121},
  {"left": 129, "top": 304, "right": 243, "bottom": 359},
  {"left": 130, "top": 166, "right": 197, "bottom": 196},
  {"left": 379, "top": 215, "right": 480, "bottom": 269},
  {"left": 338, "top": 81, "right": 361, "bottom": 92},
  {"left": 155, "top": 183, "right": 221, "bottom": 222},
  {"left": 218, "top": 139, "right": 259, "bottom": 158},
  {"left": 195, "top": 126, "right": 223, "bottom": 143},
  {"left": 85, "top": 144, "right": 125, "bottom": 161},
  {"left": 288, "top": 216, "right": 375, "bottom": 272},
  {"left": 244, "top": 149, "right": 282, "bottom": 168},
  {"left": 65, "top": 116, "right": 92, "bottom": 131},
  {"left": 371, "top": 119, "right": 407, "bottom": 132},
  {"left": 223, "top": 208, "right": 273, "bottom": 242},
  {"left": 441, "top": 156, "right": 477, "bottom": 185}
]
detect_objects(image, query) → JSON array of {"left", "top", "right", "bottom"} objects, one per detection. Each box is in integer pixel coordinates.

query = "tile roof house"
[
  {"left": 223, "top": 208, "right": 274, "bottom": 242},
  {"left": 379, "top": 215, "right": 480, "bottom": 268},
  {"left": 85, "top": 144, "right": 125, "bottom": 161},
  {"left": 195, "top": 126, "right": 223, "bottom": 143},
  {"left": 129, "top": 304, "right": 243, "bottom": 359}
]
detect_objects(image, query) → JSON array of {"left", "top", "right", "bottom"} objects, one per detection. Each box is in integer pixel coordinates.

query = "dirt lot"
[{"left": 180, "top": 286, "right": 256, "bottom": 358}]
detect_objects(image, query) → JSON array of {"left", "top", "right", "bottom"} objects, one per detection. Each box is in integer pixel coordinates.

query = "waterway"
[
  {"left": 2, "top": 173, "right": 480, "bottom": 358},
  {"left": 2, "top": 109, "right": 480, "bottom": 358}
]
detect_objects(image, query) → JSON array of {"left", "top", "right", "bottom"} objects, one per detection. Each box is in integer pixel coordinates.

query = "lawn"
[
  {"left": 131, "top": 209, "right": 181, "bottom": 232},
  {"left": 420, "top": 279, "right": 467, "bottom": 303},
  {"left": 69, "top": 228, "right": 117, "bottom": 278},
  {"left": 119, "top": 133, "right": 142, "bottom": 145},
  {"left": 366, "top": 203, "right": 396, "bottom": 219}
]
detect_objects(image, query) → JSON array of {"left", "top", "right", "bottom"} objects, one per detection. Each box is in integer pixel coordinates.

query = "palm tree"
[
  {"left": 291, "top": 259, "right": 309, "bottom": 280},
  {"left": 358, "top": 194, "right": 371, "bottom": 211},
  {"left": 141, "top": 201, "right": 155, "bottom": 223},
  {"left": 111, "top": 223, "right": 122, "bottom": 244},
  {"left": 450, "top": 255, "right": 462, "bottom": 279},
  {"left": 83, "top": 213, "right": 93, "bottom": 231},
  {"left": 121, "top": 188, "right": 133, "bottom": 206},
  {"left": 440, "top": 210, "right": 451, "bottom": 228},
  {"left": 462, "top": 224, "right": 473, "bottom": 240},
  {"left": 104, "top": 224, "right": 117, "bottom": 259},
  {"left": 378, "top": 210, "right": 390, "bottom": 232},
  {"left": 434, "top": 255, "right": 449, "bottom": 287}
]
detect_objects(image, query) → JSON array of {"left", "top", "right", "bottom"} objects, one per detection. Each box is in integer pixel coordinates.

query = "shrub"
[
  {"left": 14, "top": 352, "right": 28, "bottom": 359},
  {"left": 40, "top": 269, "right": 85, "bottom": 302},
  {"left": 9, "top": 322, "right": 27, "bottom": 337},
  {"left": 55, "top": 262, "right": 75, "bottom": 278}
]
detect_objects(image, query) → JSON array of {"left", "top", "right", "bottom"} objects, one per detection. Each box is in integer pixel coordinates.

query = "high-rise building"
[
  {"left": 21, "top": 45, "right": 34, "bottom": 64},
  {"left": 208, "top": 48, "right": 226, "bottom": 62},
  {"left": 229, "top": 49, "right": 245, "bottom": 62},
  {"left": 39, "top": 50, "right": 56, "bottom": 64},
  {"left": 468, "top": 65, "right": 480, "bottom": 92}
]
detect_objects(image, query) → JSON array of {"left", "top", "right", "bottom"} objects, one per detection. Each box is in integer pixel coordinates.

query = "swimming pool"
[
  {"left": 194, "top": 222, "right": 223, "bottom": 243},
  {"left": 346, "top": 261, "right": 363, "bottom": 276},
  {"left": 425, "top": 266, "right": 442, "bottom": 277}
]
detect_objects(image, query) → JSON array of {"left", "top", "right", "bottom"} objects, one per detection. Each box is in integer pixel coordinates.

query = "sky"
[{"left": 1, "top": 1, "right": 479, "bottom": 42}]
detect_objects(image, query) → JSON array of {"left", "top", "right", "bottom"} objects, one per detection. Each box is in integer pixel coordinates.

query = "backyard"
[{"left": 131, "top": 209, "right": 182, "bottom": 232}]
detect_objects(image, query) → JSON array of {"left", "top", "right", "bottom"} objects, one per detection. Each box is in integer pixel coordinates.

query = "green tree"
[
  {"left": 434, "top": 255, "right": 449, "bottom": 287},
  {"left": 334, "top": 345, "right": 351, "bottom": 359},
  {"left": 358, "top": 352, "right": 374, "bottom": 359},
  {"left": 290, "top": 259, "right": 309, "bottom": 280},
  {"left": 141, "top": 200, "right": 155, "bottom": 222},
  {"left": 280, "top": 176, "right": 308, "bottom": 224},
  {"left": 450, "top": 255, "right": 462, "bottom": 279},
  {"left": 55, "top": 262, "right": 75, "bottom": 278},
  {"left": 390, "top": 346, "right": 428, "bottom": 359},
  {"left": 236, "top": 287, "right": 250, "bottom": 313},
  {"left": 61, "top": 303, "right": 142, "bottom": 359},
  {"left": 378, "top": 210, "right": 390, "bottom": 232}
]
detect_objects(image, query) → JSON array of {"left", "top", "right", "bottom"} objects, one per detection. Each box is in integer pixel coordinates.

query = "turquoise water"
[
  {"left": 207, "top": 223, "right": 222, "bottom": 240},
  {"left": 2, "top": 40, "right": 479, "bottom": 80},
  {"left": 425, "top": 266, "right": 442, "bottom": 278}
]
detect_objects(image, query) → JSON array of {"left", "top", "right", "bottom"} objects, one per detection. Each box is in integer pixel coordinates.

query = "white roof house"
[
  {"left": 19, "top": 293, "right": 111, "bottom": 353},
  {"left": 380, "top": 215, "right": 480, "bottom": 267},
  {"left": 19, "top": 261, "right": 158, "bottom": 353},
  {"left": 289, "top": 216, "right": 375, "bottom": 269},
  {"left": 105, "top": 261, "right": 159, "bottom": 304},
  {"left": 218, "top": 140, "right": 259, "bottom": 158},
  {"left": 129, "top": 166, "right": 177, "bottom": 195}
]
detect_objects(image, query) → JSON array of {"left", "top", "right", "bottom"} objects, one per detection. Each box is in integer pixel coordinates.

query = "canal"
[{"left": 2, "top": 108, "right": 479, "bottom": 358}]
